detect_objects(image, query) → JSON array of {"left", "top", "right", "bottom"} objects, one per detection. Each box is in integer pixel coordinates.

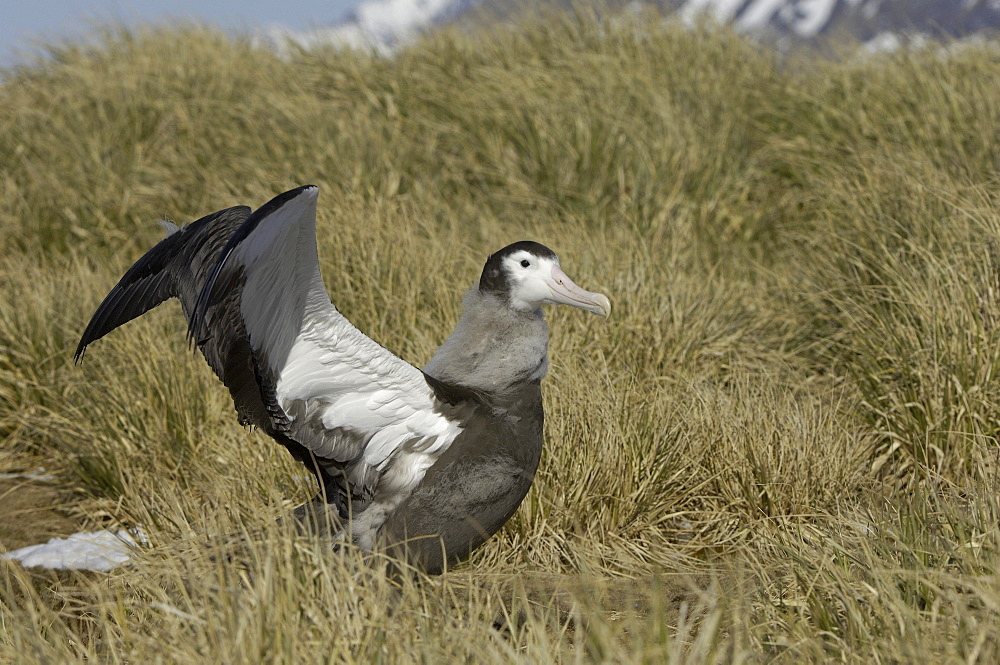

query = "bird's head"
[{"left": 478, "top": 241, "right": 611, "bottom": 317}]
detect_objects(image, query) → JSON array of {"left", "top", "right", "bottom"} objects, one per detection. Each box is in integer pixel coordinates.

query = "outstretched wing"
[
  {"left": 78, "top": 187, "right": 464, "bottom": 532},
  {"left": 75, "top": 205, "right": 252, "bottom": 360},
  {"left": 74, "top": 205, "right": 291, "bottom": 428},
  {"left": 186, "top": 186, "right": 464, "bottom": 516}
]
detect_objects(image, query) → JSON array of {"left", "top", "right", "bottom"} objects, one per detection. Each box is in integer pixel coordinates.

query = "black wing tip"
[
  {"left": 74, "top": 202, "right": 257, "bottom": 367},
  {"left": 254, "top": 185, "right": 319, "bottom": 218}
]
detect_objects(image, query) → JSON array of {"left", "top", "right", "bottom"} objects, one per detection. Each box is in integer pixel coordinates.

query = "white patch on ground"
[
  {"left": 0, "top": 467, "right": 57, "bottom": 481},
  {"left": 2, "top": 528, "right": 147, "bottom": 571}
]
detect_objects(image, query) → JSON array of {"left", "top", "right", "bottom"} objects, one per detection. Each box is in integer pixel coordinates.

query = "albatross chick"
[{"left": 76, "top": 186, "right": 610, "bottom": 573}]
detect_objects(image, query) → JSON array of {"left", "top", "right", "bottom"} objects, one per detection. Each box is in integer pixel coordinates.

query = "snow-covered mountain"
[
  {"left": 668, "top": 0, "right": 1000, "bottom": 42},
  {"left": 255, "top": 0, "right": 1000, "bottom": 54}
]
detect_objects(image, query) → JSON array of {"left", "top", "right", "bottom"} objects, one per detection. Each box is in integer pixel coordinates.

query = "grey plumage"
[
  {"left": 75, "top": 186, "right": 610, "bottom": 574},
  {"left": 379, "top": 382, "right": 543, "bottom": 572},
  {"left": 424, "top": 288, "right": 550, "bottom": 394}
]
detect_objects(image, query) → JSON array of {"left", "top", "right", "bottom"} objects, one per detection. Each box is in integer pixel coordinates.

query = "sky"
[{"left": 0, "top": 1, "right": 363, "bottom": 66}]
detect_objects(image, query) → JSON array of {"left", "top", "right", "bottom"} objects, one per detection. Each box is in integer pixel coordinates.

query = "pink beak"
[{"left": 545, "top": 264, "right": 612, "bottom": 317}]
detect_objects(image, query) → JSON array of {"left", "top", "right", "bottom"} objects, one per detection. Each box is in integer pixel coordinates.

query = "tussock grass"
[{"left": 2, "top": 8, "right": 1000, "bottom": 662}]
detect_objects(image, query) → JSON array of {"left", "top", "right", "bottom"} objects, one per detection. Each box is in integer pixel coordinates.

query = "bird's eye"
[{"left": 520, "top": 259, "right": 531, "bottom": 268}]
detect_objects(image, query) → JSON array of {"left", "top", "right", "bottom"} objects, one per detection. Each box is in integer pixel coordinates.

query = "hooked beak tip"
[{"left": 593, "top": 293, "right": 612, "bottom": 318}]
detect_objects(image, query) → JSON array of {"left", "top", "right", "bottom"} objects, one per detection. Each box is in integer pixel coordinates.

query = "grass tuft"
[{"left": 3, "top": 7, "right": 1000, "bottom": 662}]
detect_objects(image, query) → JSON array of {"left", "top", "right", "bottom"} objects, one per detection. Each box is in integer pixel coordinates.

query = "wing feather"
[
  {"left": 74, "top": 206, "right": 252, "bottom": 361},
  {"left": 189, "top": 186, "right": 463, "bottom": 524},
  {"left": 79, "top": 188, "right": 466, "bottom": 539}
]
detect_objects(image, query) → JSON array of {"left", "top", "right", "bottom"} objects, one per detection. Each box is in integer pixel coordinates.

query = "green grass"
[{"left": 2, "top": 7, "right": 1000, "bottom": 662}]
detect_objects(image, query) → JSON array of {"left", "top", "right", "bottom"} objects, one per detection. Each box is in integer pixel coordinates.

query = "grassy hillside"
[{"left": 2, "top": 9, "right": 1000, "bottom": 662}]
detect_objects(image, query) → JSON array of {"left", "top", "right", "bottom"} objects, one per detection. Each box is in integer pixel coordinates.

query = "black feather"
[
  {"left": 74, "top": 193, "right": 335, "bottom": 504},
  {"left": 74, "top": 206, "right": 252, "bottom": 362},
  {"left": 189, "top": 185, "right": 316, "bottom": 344}
]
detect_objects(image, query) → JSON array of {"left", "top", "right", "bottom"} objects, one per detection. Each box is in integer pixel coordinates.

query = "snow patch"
[
  {"left": 254, "top": 0, "right": 463, "bottom": 56},
  {"left": 679, "top": 0, "right": 745, "bottom": 25},
  {"left": 680, "top": 0, "right": 839, "bottom": 36},
  {"left": 251, "top": 0, "right": 1000, "bottom": 59},
  {"left": 783, "top": 0, "right": 839, "bottom": 37},
  {"left": 254, "top": 24, "right": 388, "bottom": 56},
  {"left": 864, "top": 30, "right": 902, "bottom": 52},
  {"left": 354, "top": 0, "right": 458, "bottom": 40},
  {"left": 737, "top": 0, "right": 788, "bottom": 32},
  {"left": 2, "top": 528, "right": 147, "bottom": 572}
]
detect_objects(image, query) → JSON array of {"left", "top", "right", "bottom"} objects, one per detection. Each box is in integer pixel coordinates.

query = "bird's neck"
[{"left": 423, "top": 288, "right": 549, "bottom": 395}]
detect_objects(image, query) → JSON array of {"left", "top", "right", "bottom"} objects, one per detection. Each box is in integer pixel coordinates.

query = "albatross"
[{"left": 75, "top": 185, "right": 611, "bottom": 573}]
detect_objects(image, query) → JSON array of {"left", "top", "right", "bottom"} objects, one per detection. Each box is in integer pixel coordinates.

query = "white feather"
[{"left": 212, "top": 186, "right": 463, "bottom": 544}]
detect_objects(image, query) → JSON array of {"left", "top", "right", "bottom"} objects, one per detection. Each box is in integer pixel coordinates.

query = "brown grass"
[{"left": 2, "top": 8, "right": 1000, "bottom": 662}]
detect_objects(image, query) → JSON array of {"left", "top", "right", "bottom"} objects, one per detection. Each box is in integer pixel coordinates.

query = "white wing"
[{"left": 191, "top": 186, "right": 462, "bottom": 530}]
